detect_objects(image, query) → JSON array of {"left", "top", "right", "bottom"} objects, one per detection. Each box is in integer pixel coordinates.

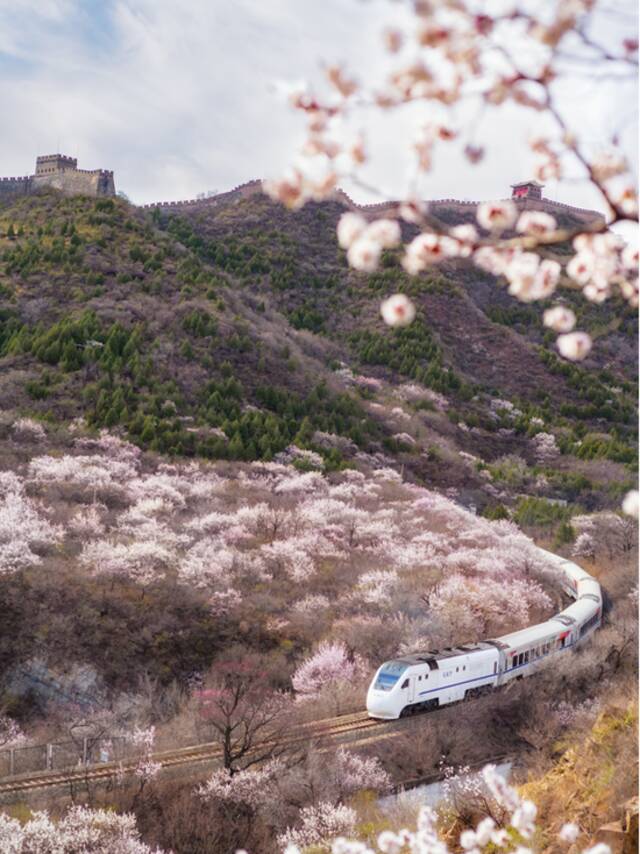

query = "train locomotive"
[{"left": 366, "top": 551, "right": 602, "bottom": 720}]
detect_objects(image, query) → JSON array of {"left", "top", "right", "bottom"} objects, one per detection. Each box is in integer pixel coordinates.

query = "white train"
[{"left": 366, "top": 550, "right": 602, "bottom": 719}]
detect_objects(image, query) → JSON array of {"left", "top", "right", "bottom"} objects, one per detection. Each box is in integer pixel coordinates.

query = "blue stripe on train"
[{"left": 415, "top": 631, "right": 596, "bottom": 699}]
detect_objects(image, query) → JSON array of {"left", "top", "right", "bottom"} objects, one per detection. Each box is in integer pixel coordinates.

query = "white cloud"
[{"left": 0, "top": 0, "right": 636, "bottom": 208}]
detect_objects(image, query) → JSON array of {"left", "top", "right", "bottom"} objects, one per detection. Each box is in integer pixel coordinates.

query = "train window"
[
  {"left": 524, "top": 652, "right": 529, "bottom": 663},
  {"left": 493, "top": 662, "right": 497, "bottom": 674},
  {"left": 374, "top": 661, "right": 409, "bottom": 692},
  {"left": 401, "top": 679, "right": 409, "bottom": 689},
  {"left": 456, "top": 667, "right": 459, "bottom": 673},
  {"left": 418, "top": 676, "right": 422, "bottom": 681}
]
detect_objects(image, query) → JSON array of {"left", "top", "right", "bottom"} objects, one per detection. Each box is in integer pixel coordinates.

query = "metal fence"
[{"left": 0, "top": 735, "right": 137, "bottom": 779}]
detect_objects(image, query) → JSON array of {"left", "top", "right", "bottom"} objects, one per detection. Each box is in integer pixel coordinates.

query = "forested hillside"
[{"left": 0, "top": 189, "right": 636, "bottom": 521}]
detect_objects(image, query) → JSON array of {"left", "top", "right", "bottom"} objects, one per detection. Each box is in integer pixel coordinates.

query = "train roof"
[
  {"left": 537, "top": 550, "right": 592, "bottom": 580},
  {"left": 393, "top": 642, "right": 498, "bottom": 668},
  {"left": 553, "top": 597, "right": 600, "bottom": 624},
  {"left": 494, "top": 620, "right": 562, "bottom": 649}
]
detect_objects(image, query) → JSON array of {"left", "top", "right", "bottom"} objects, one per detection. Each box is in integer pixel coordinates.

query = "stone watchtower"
[
  {"left": 511, "top": 180, "right": 544, "bottom": 200},
  {"left": 35, "top": 154, "right": 78, "bottom": 176},
  {"left": 31, "top": 153, "right": 115, "bottom": 197}
]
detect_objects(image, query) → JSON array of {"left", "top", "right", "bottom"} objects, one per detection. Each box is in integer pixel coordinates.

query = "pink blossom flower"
[
  {"left": 557, "top": 331, "right": 592, "bottom": 361},
  {"left": 399, "top": 197, "right": 427, "bottom": 224},
  {"left": 621, "top": 243, "right": 639, "bottom": 271},
  {"left": 278, "top": 802, "right": 358, "bottom": 850},
  {"left": 365, "top": 218, "right": 402, "bottom": 249},
  {"left": 476, "top": 200, "right": 517, "bottom": 231},
  {"left": 347, "top": 236, "right": 382, "bottom": 272},
  {"left": 473, "top": 245, "right": 511, "bottom": 275},
  {"left": 449, "top": 224, "right": 478, "bottom": 257},
  {"left": 504, "top": 254, "right": 560, "bottom": 302},
  {"left": 382, "top": 27, "right": 404, "bottom": 53},
  {"left": 199, "top": 760, "right": 283, "bottom": 808},
  {"left": 516, "top": 210, "right": 557, "bottom": 236},
  {"left": 617, "top": 185, "right": 638, "bottom": 217},
  {"left": 380, "top": 293, "right": 416, "bottom": 327},
  {"left": 291, "top": 642, "right": 367, "bottom": 698},
  {"left": 403, "top": 232, "right": 458, "bottom": 273},
  {"left": 566, "top": 251, "right": 595, "bottom": 285},
  {"left": 263, "top": 170, "right": 307, "bottom": 210},
  {"left": 543, "top": 306, "right": 576, "bottom": 332},
  {"left": 337, "top": 212, "right": 367, "bottom": 249},
  {"left": 559, "top": 823, "right": 580, "bottom": 843},
  {"left": 591, "top": 150, "right": 628, "bottom": 182},
  {"left": 0, "top": 806, "right": 160, "bottom": 852}
]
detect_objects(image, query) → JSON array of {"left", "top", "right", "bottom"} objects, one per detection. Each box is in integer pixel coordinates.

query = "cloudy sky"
[{"left": 0, "top": 0, "right": 637, "bottom": 208}]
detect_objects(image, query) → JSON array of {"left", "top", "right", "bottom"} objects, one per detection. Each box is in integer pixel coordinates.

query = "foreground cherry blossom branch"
[{"left": 264, "top": 0, "right": 639, "bottom": 362}]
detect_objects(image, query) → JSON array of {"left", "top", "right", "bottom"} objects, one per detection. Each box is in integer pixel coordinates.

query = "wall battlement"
[
  {"left": 0, "top": 154, "right": 115, "bottom": 200},
  {"left": 142, "top": 179, "right": 604, "bottom": 226}
]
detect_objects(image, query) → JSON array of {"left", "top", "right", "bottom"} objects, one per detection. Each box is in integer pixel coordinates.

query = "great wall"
[
  {"left": 138, "top": 178, "right": 605, "bottom": 224},
  {"left": 0, "top": 155, "right": 604, "bottom": 224},
  {"left": 0, "top": 154, "right": 115, "bottom": 200}
]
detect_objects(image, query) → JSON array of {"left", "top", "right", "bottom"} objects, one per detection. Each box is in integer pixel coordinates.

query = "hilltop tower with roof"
[
  {"left": 511, "top": 180, "right": 544, "bottom": 200},
  {"left": 0, "top": 154, "right": 115, "bottom": 200}
]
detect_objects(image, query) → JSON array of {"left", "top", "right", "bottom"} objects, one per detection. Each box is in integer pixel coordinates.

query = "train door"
[{"left": 400, "top": 676, "right": 415, "bottom": 704}]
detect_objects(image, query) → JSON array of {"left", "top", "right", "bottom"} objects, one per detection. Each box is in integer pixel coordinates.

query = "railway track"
[{"left": 0, "top": 710, "right": 385, "bottom": 796}]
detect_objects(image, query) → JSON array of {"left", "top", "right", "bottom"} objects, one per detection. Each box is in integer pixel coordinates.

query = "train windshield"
[{"left": 374, "top": 661, "right": 408, "bottom": 691}]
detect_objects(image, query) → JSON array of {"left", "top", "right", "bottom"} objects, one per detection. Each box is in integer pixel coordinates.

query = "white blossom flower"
[
  {"left": 380, "top": 293, "right": 416, "bottom": 327},
  {"left": 621, "top": 243, "right": 639, "bottom": 270},
  {"left": 557, "top": 331, "right": 592, "bottom": 361},
  {"left": 566, "top": 252, "right": 595, "bottom": 285},
  {"left": 474, "top": 245, "right": 510, "bottom": 275},
  {"left": 511, "top": 800, "right": 537, "bottom": 838},
  {"left": 582, "top": 845, "right": 613, "bottom": 854},
  {"left": 449, "top": 224, "right": 478, "bottom": 257},
  {"left": 558, "top": 822, "right": 580, "bottom": 843},
  {"left": 477, "top": 200, "right": 517, "bottom": 231},
  {"left": 491, "top": 829, "right": 510, "bottom": 847},
  {"left": 377, "top": 830, "right": 404, "bottom": 854},
  {"left": 622, "top": 489, "right": 639, "bottom": 519},
  {"left": 591, "top": 150, "right": 628, "bottom": 182},
  {"left": 382, "top": 27, "right": 404, "bottom": 53},
  {"left": 543, "top": 306, "right": 576, "bottom": 332},
  {"left": 460, "top": 829, "right": 478, "bottom": 850},
  {"left": 262, "top": 170, "right": 306, "bottom": 209},
  {"left": 475, "top": 817, "right": 496, "bottom": 846},
  {"left": 399, "top": 198, "right": 426, "bottom": 224},
  {"left": 337, "top": 212, "right": 367, "bottom": 249},
  {"left": 617, "top": 185, "right": 638, "bottom": 217},
  {"left": 347, "top": 236, "right": 382, "bottom": 272},
  {"left": 403, "top": 232, "right": 458, "bottom": 273},
  {"left": 516, "top": 211, "right": 557, "bottom": 236},
  {"left": 365, "top": 218, "right": 401, "bottom": 249}
]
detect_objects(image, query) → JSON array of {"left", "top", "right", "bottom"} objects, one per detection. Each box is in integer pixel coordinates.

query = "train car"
[
  {"left": 366, "top": 550, "right": 603, "bottom": 720},
  {"left": 552, "top": 596, "right": 602, "bottom": 644},
  {"left": 494, "top": 619, "right": 574, "bottom": 685},
  {"left": 366, "top": 643, "right": 499, "bottom": 720},
  {"left": 576, "top": 576, "right": 603, "bottom": 603}
]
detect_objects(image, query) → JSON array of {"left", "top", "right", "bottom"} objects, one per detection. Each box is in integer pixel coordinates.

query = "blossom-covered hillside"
[{"left": 1, "top": 418, "right": 557, "bottom": 714}]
